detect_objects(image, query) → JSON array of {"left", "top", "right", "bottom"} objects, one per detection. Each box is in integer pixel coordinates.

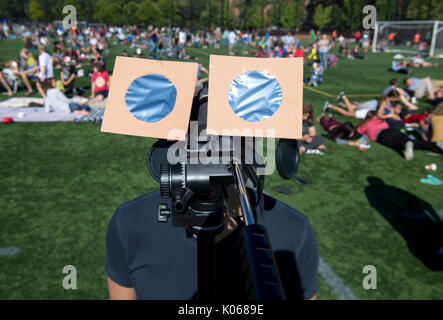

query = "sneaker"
[
  {"left": 323, "top": 101, "right": 330, "bottom": 113},
  {"left": 306, "top": 149, "right": 324, "bottom": 155},
  {"left": 337, "top": 92, "right": 345, "bottom": 101},
  {"left": 405, "top": 141, "right": 414, "bottom": 160}
]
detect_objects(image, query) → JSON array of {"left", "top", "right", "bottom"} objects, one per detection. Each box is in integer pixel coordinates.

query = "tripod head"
[{"left": 146, "top": 83, "right": 299, "bottom": 300}]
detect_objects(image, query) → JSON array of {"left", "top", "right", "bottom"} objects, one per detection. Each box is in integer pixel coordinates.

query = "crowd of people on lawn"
[
  {"left": 299, "top": 77, "right": 443, "bottom": 160},
  {"left": 1, "top": 21, "right": 442, "bottom": 159},
  {"left": 0, "top": 22, "right": 112, "bottom": 116}
]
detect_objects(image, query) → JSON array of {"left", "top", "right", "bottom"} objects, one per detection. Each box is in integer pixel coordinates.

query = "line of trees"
[{"left": 1, "top": 0, "right": 443, "bottom": 31}]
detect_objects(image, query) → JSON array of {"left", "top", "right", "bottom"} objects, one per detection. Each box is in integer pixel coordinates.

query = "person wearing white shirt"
[
  {"left": 44, "top": 81, "right": 90, "bottom": 115},
  {"left": 178, "top": 30, "right": 186, "bottom": 49},
  {"left": 228, "top": 31, "right": 236, "bottom": 55},
  {"left": 36, "top": 44, "right": 54, "bottom": 98}
]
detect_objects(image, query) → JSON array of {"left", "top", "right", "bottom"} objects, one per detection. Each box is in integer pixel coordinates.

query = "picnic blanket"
[
  {"left": 0, "top": 97, "right": 44, "bottom": 108},
  {"left": 71, "top": 108, "right": 105, "bottom": 123},
  {"left": 0, "top": 107, "right": 82, "bottom": 122}
]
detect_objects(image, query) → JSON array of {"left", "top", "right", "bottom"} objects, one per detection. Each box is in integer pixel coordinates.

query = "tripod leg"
[{"left": 197, "top": 233, "right": 216, "bottom": 300}]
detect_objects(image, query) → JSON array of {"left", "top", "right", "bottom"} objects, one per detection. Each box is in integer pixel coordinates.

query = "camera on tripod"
[{"left": 101, "top": 55, "right": 305, "bottom": 300}]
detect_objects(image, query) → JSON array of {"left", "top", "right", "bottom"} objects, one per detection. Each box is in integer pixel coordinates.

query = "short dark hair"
[
  {"left": 403, "top": 78, "right": 410, "bottom": 85},
  {"left": 93, "top": 63, "right": 104, "bottom": 72},
  {"left": 389, "top": 78, "right": 398, "bottom": 86}
]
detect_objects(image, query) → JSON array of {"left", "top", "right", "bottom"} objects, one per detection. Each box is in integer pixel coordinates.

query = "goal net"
[{"left": 372, "top": 20, "right": 443, "bottom": 57}]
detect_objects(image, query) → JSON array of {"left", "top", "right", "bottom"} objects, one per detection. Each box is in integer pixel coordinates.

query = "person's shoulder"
[
  {"left": 262, "top": 193, "right": 310, "bottom": 225},
  {"left": 115, "top": 190, "right": 161, "bottom": 219}
]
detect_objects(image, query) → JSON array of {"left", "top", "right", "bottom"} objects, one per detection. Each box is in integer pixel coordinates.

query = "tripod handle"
[{"left": 239, "top": 224, "right": 286, "bottom": 300}]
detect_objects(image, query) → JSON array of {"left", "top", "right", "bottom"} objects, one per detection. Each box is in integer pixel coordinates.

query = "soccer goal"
[{"left": 372, "top": 20, "right": 443, "bottom": 57}]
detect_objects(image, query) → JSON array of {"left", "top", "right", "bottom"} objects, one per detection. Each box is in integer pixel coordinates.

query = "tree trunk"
[
  {"left": 220, "top": 0, "right": 224, "bottom": 28},
  {"left": 426, "top": 0, "right": 432, "bottom": 20}
]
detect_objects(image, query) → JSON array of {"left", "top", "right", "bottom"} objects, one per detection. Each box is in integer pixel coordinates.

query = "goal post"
[{"left": 372, "top": 20, "right": 443, "bottom": 57}]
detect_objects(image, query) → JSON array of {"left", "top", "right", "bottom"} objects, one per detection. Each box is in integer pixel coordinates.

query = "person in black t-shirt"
[
  {"left": 105, "top": 182, "right": 319, "bottom": 300},
  {"left": 298, "top": 103, "right": 326, "bottom": 154},
  {"left": 60, "top": 55, "right": 76, "bottom": 96}
]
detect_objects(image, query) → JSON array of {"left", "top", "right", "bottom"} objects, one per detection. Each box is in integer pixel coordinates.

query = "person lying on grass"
[
  {"left": 317, "top": 113, "right": 370, "bottom": 149},
  {"left": 324, "top": 89, "right": 417, "bottom": 120},
  {"left": 392, "top": 103, "right": 430, "bottom": 131},
  {"left": 404, "top": 77, "right": 443, "bottom": 101},
  {"left": 298, "top": 103, "right": 327, "bottom": 154},
  {"left": 43, "top": 80, "right": 91, "bottom": 116},
  {"left": 355, "top": 115, "right": 442, "bottom": 160},
  {"left": 407, "top": 54, "right": 439, "bottom": 68}
]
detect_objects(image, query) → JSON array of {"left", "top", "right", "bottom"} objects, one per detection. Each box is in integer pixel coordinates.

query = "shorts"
[
  {"left": 39, "top": 77, "right": 54, "bottom": 85},
  {"left": 96, "top": 90, "right": 109, "bottom": 98},
  {"left": 298, "top": 136, "right": 325, "bottom": 150},
  {"left": 69, "top": 102, "right": 91, "bottom": 112},
  {"left": 355, "top": 99, "right": 378, "bottom": 119},
  {"left": 362, "top": 41, "right": 369, "bottom": 48},
  {"left": 356, "top": 108, "right": 371, "bottom": 119}
]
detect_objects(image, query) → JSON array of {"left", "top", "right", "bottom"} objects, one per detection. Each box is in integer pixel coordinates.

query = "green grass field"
[{"left": 0, "top": 38, "right": 442, "bottom": 300}]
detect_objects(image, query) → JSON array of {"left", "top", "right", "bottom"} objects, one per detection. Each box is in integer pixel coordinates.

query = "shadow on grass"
[{"left": 365, "top": 177, "right": 443, "bottom": 271}]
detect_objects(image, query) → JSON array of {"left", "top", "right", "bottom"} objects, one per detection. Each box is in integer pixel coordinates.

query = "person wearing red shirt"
[
  {"left": 354, "top": 31, "right": 361, "bottom": 43},
  {"left": 356, "top": 116, "right": 439, "bottom": 159},
  {"left": 90, "top": 63, "right": 109, "bottom": 101}
]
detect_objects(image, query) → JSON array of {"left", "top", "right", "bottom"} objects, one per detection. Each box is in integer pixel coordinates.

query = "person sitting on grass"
[
  {"left": 298, "top": 103, "right": 327, "bottom": 154},
  {"left": 0, "top": 66, "right": 14, "bottom": 96},
  {"left": 307, "top": 43, "right": 318, "bottom": 61},
  {"left": 350, "top": 45, "right": 365, "bottom": 59},
  {"left": 389, "top": 60, "right": 411, "bottom": 75},
  {"left": 13, "top": 53, "right": 40, "bottom": 96},
  {"left": 60, "top": 55, "right": 76, "bottom": 96},
  {"left": 307, "top": 61, "right": 323, "bottom": 87},
  {"left": 404, "top": 77, "right": 443, "bottom": 101},
  {"left": 317, "top": 113, "right": 370, "bottom": 149},
  {"left": 339, "top": 40, "right": 351, "bottom": 58},
  {"left": 356, "top": 115, "right": 442, "bottom": 160},
  {"left": 90, "top": 63, "right": 109, "bottom": 102},
  {"left": 43, "top": 80, "right": 90, "bottom": 116}
]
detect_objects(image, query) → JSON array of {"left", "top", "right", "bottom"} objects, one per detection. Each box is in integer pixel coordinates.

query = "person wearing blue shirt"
[{"left": 404, "top": 77, "right": 443, "bottom": 100}]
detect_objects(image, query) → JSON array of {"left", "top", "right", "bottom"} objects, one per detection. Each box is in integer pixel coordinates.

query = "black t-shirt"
[
  {"left": 61, "top": 64, "right": 75, "bottom": 90},
  {"left": 302, "top": 119, "right": 314, "bottom": 136},
  {"left": 105, "top": 190, "right": 319, "bottom": 300}
]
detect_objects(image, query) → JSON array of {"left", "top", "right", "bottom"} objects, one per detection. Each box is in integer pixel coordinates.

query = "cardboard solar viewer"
[
  {"left": 101, "top": 55, "right": 303, "bottom": 140},
  {"left": 101, "top": 56, "right": 198, "bottom": 141}
]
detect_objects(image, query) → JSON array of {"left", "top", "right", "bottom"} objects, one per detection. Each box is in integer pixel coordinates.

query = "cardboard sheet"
[
  {"left": 207, "top": 55, "right": 303, "bottom": 139},
  {"left": 101, "top": 56, "right": 198, "bottom": 140}
]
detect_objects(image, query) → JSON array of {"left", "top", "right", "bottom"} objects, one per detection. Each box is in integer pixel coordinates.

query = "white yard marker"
[
  {"left": 0, "top": 246, "right": 20, "bottom": 256},
  {"left": 319, "top": 256, "right": 357, "bottom": 300}
]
